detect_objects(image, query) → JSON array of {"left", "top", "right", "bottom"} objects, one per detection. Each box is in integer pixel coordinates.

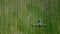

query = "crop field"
[{"left": 0, "top": 0, "right": 60, "bottom": 34}]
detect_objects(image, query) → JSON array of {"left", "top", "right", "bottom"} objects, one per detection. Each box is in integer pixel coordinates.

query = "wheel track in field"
[
  {"left": 50, "top": 0, "right": 58, "bottom": 34},
  {"left": 46, "top": 0, "right": 58, "bottom": 34},
  {"left": 42, "top": 0, "right": 58, "bottom": 34}
]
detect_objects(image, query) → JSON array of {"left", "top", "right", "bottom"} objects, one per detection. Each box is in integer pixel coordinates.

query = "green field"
[{"left": 0, "top": 0, "right": 60, "bottom": 34}]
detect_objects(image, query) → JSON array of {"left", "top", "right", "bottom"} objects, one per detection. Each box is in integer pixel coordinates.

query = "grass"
[{"left": 0, "top": 0, "right": 60, "bottom": 34}]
